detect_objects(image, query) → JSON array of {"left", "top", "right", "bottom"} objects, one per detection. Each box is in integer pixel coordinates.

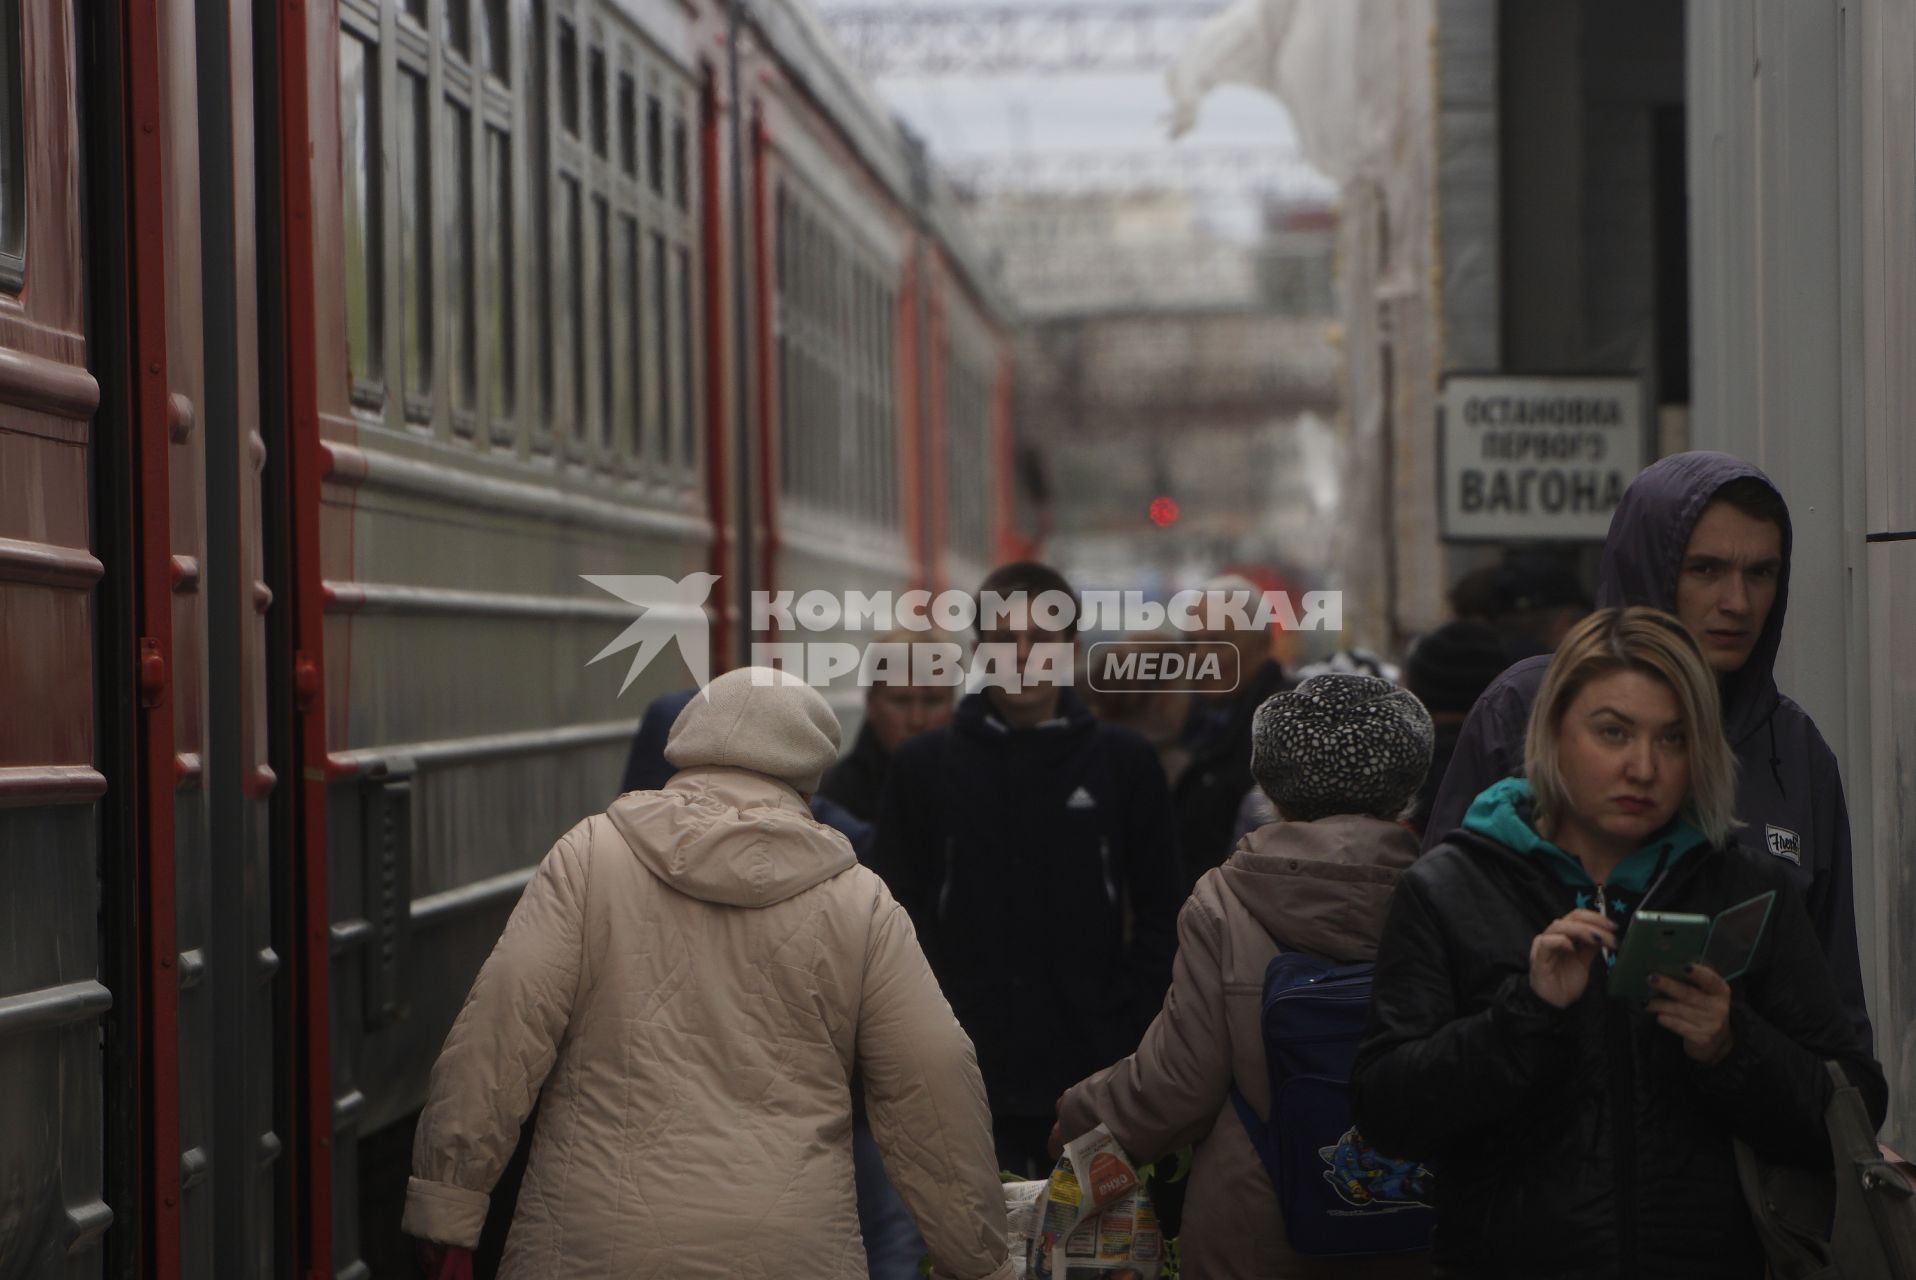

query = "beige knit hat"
[{"left": 663, "top": 666, "right": 842, "bottom": 793}]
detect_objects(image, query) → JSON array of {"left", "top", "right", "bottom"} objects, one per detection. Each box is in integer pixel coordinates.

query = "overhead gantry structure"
[{"left": 817, "top": 3, "right": 1226, "bottom": 76}]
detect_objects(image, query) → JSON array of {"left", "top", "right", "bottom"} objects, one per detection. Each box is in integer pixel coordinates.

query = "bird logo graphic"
[{"left": 582, "top": 572, "right": 721, "bottom": 694}]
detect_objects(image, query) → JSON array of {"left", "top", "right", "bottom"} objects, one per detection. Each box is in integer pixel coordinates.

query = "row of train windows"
[
  {"left": 339, "top": 0, "right": 697, "bottom": 475},
  {"left": 774, "top": 187, "right": 900, "bottom": 533},
  {"left": 945, "top": 353, "right": 995, "bottom": 564}
]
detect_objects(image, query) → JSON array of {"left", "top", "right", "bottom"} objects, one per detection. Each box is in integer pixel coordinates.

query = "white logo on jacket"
[
  {"left": 1066, "top": 786, "right": 1098, "bottom": 811},
  {"left": 1765, "top": 825, "right": 1802, "bottom": 865}
]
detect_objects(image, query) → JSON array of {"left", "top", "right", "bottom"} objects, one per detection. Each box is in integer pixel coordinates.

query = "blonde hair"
[{"left": 1523, "top": 607, "right": 1738, "bottom": 848}]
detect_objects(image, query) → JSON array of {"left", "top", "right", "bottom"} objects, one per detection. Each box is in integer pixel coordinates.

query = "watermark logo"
[
  {"left": 1085, "top": 640, "right": 1239, "bottom": 694},
  {"left": 582, "top": 572, "right": 720, "bottom": 693},
  {"left": 582, "top": 574, "right": 1341, "bottom": 693}
]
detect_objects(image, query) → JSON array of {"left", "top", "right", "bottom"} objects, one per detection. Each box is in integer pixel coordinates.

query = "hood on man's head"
[
  {"left": 664, "top": 666, "right": 842, "bottom": 793},
  {"left": 1594, "top": 451, "right": 1793, "bottom": 734},
  {"left": 1596, "top": 451, "right": 1793, "bottom": 613}
]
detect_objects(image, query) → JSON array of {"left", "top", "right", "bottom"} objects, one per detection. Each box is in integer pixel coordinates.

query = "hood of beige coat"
[
  {"left": 1217, "top": 814, "right": 1420, "bottom": 964},
  {"left": 607, "top": 765, "right": 855, "bottom": 908}
]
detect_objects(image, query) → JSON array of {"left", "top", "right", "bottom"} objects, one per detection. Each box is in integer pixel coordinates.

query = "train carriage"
[{"left": 0, "top": 0, "right": 1013, "bottom": 1275}]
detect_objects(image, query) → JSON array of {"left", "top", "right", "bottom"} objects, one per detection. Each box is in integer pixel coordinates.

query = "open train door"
[
  {"left": 3, "top": 2, "right": 312, "bottom": 1280},
  {"left": 0, "top": 0, "right": 113, "bottom": 1273}
]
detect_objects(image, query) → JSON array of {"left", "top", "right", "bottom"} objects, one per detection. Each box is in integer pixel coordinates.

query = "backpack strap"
[{"left": 1229, "top": 1083, "right": 1285, "bottom": 1191}]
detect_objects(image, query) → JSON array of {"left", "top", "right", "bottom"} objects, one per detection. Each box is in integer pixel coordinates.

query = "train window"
[
  {"left": 792, "top": 210, "right": 810, "bottom": 503},
  {"left": 671, "top": 116, "right": 688, "bottom": 212},
  {"left": 616, "top": 214, "right": 639, "bottom": 458},
  {"left": 806, "top": 229, "right": 823, "bottom": 510},
  {"left": 874, "top": 282, "right": 887, "bottom": 525},
  {"left": 557, "top": 174, "right": 581, "bottom": 437},
  {"left": 872, "top": 276, "right": 887, "bottom": 523},
  {"left": 849, "top": 266, "right": 864, "bottom": 519},
  {"left": 824, "top": 233, "right": 842, "bottom": 509},
  {"left": 0, "top": 0, "right": 20, "bottom": 289},
  {"left": 650, "top": 230, "right": 669, "bottom": 465},
  {"left": 557, "top": 19, "right": 579, "bottom": 137},
  {"left": 339, "top": 29, "right": 384, "bottom": 395},
  {"left": 618, "top": 75, "right": 637, "bottom": 177},
  {"left": 481, "top": 0, "right": 508, "bottom": 80},
  {"left": 445, "top": 0, "right": 469, "bottom": 57},
  {"left": 646, "top": 92, "right": 663, "bottom": 196},
  {"left": 677, "top": 244, "right": 693, "bottom": 467},
  {"left": 594, "top": 194, "right": 612, "bottom": 450},
  {"left": 589, "top": 47, "right": 608, "bottom": 159},
  {"left": 484, "top": 126, "right": 515, "bottom": 435},
  {"left": 882, "top": 287, "right": 898, "bottom": 528},
  {"left": 861, "top": 272, "right": 879, "bottom": 523},
  {"left": 945, "top": 354, "right": 993, "bottom": 560},
  {"left": 402, "top": 0, "right": 426, "bottom": 24},
  {"left": 398, "top": 67, "right": 433, "bottom": 419},
  {"left": 447, "top": 101, "right": 477, "bottom": 425},
  {"left": 798, "top": 212, "right": 819, "bottom": 506},
  {"left": 529, "top": 0, "right": 552, "bottom": 433},
  {"left": 775, "top": 192, "right": 791, "bottom": 495}
]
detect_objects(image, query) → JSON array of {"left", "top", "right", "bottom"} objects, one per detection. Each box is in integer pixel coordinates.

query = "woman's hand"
[
  {"left": 1528, "top": 909, "right": 1618, "bottom": 1009},
  {"left": 1647, "top": 965, "right": 1734, "bottom": 1065}
]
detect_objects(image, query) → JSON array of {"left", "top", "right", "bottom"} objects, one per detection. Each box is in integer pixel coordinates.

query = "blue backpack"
[{"left": 1228, "top": 949, "right": 1436, "bottom": 1258}]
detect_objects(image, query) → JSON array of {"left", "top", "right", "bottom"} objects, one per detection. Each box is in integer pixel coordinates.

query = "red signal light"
[{"left": 1149, "top": 496, "right": 1179, "bottom": 528}]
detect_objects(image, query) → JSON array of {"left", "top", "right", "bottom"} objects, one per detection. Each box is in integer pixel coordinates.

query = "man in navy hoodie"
[
  {"left": 1422, "top": 452, "right": 1871, "bottom": 1049},
  {"left": 873, "top": 561, "right": 1184, "bottom": 1176}
]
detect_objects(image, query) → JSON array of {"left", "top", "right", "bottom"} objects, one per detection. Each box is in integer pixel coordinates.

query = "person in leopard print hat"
[
  {"left": 1051, "top": 672, "right": 1436, "bottom": 1278},
  {"left": 1251, "top": 673, "right": 1435, "bottom": 823}
]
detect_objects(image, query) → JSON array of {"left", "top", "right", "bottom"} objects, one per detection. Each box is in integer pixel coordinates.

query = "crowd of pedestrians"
[{"left": 399, "top": 452, "right": 1895, "bottom": 1279}]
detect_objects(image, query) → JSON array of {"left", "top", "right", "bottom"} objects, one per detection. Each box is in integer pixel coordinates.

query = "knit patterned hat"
[
  {"left": 664, "top": 667, "right": 842, "bottom": 793},
  {"left": 1251, "top": 673, "right": 1435, "bottom": 822}
]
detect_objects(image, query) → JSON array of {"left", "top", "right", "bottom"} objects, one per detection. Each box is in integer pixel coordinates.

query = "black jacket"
[
  {"left": 1422, "top": 452, "right": 1871, "bottom": 1051},
  {"left": 872, "top": 690, "right": 1183, "bottom": 1118},
  {"left": 1354, "top": 804, "right": 1886, "bottom": 1277},
  {"left": 1407, "top": 718, "right": 1464, "bottom": 839},
  {"left": 1172, "top": 658, "right": 1290, "bottom": 885},
  {"left": 817, "top": 722, "right": 888, "bottom": 822}
]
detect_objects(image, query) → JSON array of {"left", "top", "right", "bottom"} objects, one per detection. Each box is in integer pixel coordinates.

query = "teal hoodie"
[{"left": 1462, "top": 776, "right": 1711, "bottom": 923}]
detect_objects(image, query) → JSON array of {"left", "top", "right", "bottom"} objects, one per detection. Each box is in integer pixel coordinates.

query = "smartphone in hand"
[
  {"left": 1607, "top": 891, "right": 1777, "bottom": 1001},
  {"left": 1608, "top": 910, "right": 1712, "bottom": 1002}
]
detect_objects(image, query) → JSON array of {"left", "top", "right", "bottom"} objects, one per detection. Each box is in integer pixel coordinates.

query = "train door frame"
[
  {"left": 77, "top": 0, "right": 184, "bottom": 1273},
  {"left": 252, "top": 2, "right": 337, "bottom": 1276}
]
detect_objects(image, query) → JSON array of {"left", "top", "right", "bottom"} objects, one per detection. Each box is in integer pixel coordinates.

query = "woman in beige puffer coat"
[{"left": 402, "top": 667, "right": 1014, "bottom": 1280}]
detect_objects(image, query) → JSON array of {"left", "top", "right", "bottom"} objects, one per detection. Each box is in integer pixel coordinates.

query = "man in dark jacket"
[
  {"left": 873, "top": 562, "right": 1184, "bottom": 1177},
  {"left": 818, "top": 630, "right": 958, "bottom": 822},
  {"left": 1421, "top": 452, "right": 1872, "bottom": 1049},
  {"left": 1170, "top": 575, "right": 1291, "bottom": 886}
]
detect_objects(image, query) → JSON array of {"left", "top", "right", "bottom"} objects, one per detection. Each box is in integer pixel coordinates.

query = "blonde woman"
[{"left": 1353, "top": 607, "right": 1883, "bottom": 1277}]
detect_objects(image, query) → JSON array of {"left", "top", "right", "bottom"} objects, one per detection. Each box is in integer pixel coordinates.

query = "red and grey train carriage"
[{"left": 0, "top": 0, "right": 1012, "bottom": 1275}]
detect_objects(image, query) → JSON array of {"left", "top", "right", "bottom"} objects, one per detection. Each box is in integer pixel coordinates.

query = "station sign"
[{"left": 1438, "top": 373, "right": 1646, "bottom": 541}]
